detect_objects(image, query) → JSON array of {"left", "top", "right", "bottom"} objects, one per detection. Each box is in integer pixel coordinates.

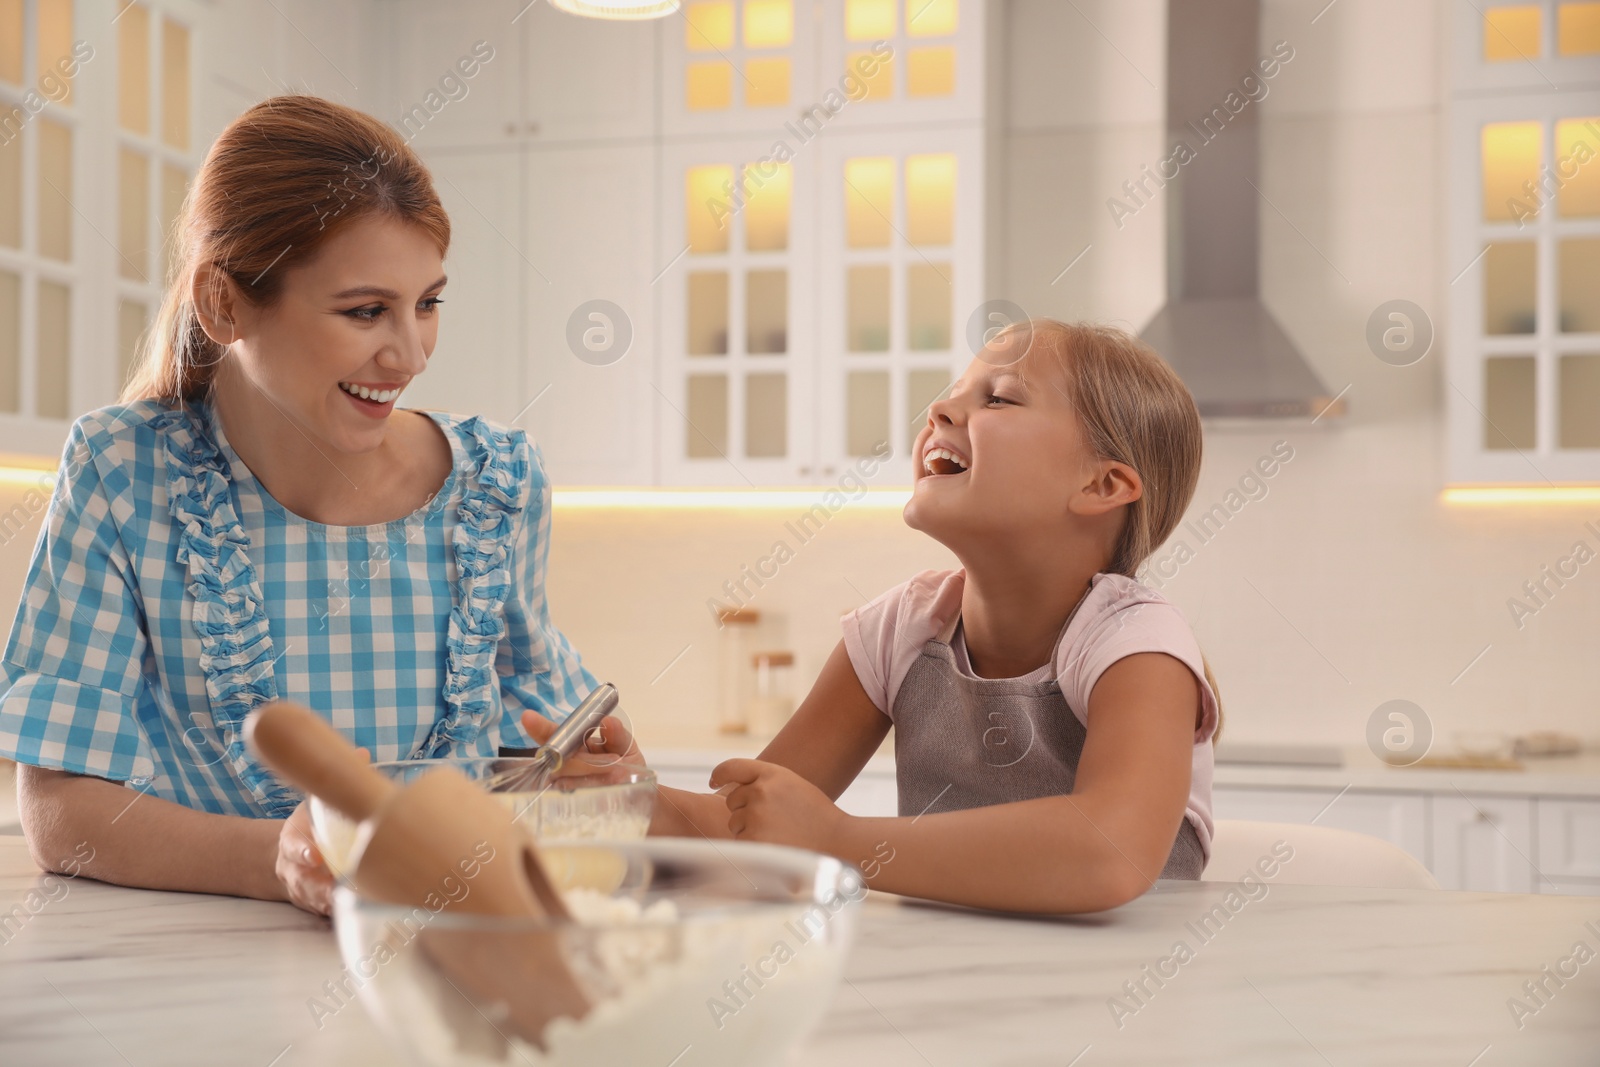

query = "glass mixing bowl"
[
  {"left": 310, "top": 757, "right": 656, "bottom": 878},
  {"left": 331, "top": 838, "right": 861, "bottom": 1067}
]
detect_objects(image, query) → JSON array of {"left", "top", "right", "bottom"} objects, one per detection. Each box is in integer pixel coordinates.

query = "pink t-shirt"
[{"left": 842, "top": 569, "right": 1218, "bottom": 854}]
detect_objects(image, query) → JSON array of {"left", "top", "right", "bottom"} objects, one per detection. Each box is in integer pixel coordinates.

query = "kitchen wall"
[
  {"left": 1, "top": 0, "right": 1594, "bottom": 755},
  {"left": 537, "top": 0, "right": 1600, "bottom": 752}
]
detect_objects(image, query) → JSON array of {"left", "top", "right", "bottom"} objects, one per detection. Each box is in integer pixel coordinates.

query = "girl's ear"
[
  {"left": 191, "top": 263, "right": 241, "bottom": 347},
  {"left": 1070, "top": 459, "right": 1143, "bottom": 517}
]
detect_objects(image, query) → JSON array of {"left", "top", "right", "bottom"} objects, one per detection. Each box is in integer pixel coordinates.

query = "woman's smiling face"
[
  {"left": 904, "top": 337, "right": 1108, "bottom": 553},
  {"left": 221, "top": 214, "right": 446, "bottom": 454}
]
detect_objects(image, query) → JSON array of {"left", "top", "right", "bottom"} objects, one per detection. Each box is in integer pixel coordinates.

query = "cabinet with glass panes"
[
  {"left": 660, "top": 0, "right": 989, "bottom": 485},
  {"left": 1448, "top": 2, "right": 1600, "bottom": 484},
  {"left": 0, "top": 0, "right": 199, "bottom": 459}
]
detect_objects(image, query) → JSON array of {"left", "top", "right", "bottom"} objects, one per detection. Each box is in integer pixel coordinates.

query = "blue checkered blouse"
[{"left": 0, "top": 400, "right": 596, "bottom": 818}]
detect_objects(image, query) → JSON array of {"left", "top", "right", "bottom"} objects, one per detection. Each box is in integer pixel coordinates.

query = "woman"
[{"left": 0, "top": 95, "right": 600, "bottom": 916}]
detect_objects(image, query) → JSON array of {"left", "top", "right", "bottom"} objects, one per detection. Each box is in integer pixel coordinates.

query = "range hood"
[{"left": 1139, "top": 0, "right": 1343, "bottom": 420}]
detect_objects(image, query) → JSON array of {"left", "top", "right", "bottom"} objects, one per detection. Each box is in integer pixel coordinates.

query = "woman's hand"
[
  {"left": 274, "top": 745, "right": 367, "bottom": 917},
  {"left": 519, "top": 708, "right": 645, "bottom": 771},
  {"left": 276, "top": 799, "right": 334, "bottom": 916},
  {"left": 710, "top": 758, "right": 848, "bottom": 854}
]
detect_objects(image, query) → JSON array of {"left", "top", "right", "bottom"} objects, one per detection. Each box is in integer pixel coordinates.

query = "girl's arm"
[
  {"left": 19, "top": 765, "right": 294, "bottom": 903},
  {"left": 714, "top": 651, "right": 1198, "bottom": 914},
  {"left": 645, "top": 640, "right": 891, "bottom": 840}
]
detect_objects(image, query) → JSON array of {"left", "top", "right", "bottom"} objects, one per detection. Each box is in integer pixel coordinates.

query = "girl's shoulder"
[
  {"left": 1056, "top": 573, "right": 1217, "bottom": 733},
  {"left": 1060, "top": 573, "right": 1198, "bottom": 663}
]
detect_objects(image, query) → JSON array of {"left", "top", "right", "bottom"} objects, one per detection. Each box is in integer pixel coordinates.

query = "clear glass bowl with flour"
[
  {"left": 310, "top": 758, "right": 657, "bottom": 878},
  {"left": 330, "top": 838, "right": 861, "bottom": 1067}
]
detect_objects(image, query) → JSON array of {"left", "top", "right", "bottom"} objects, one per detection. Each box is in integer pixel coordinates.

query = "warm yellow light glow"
[
  {"left": 845, "top": 0, "right": 894, "bottom": 40},
  {"left": 845, "top": 156, "right": 894, "bottom": 248},
  {"left": 686, "top": 164, "right": 734, "bottom": 253},
  {"left": 905, "top": 153, "right": 954, "bottom": 244},
  {"left": 1559, "top": 2, "right": 1600, "bottom": 55},
  {"left": 37, "top": 0, "right": 73, "bottom": 106},
  {"left": 684, "top": 0, "right": 733, "bottom": 49},
  {"left": 0, "top": 0, "right": 21, "bottom": 86},
  {"left": 849, "top": 49, "right": 893, "bottom": 100},
  {"left": 686, "top": 60, "right": 733, "bottom": 111},
  {"left": 744, "top": 56, "right": 790, "bottom": 107},
  {"left": 0, "top": 465, "right": 57, "bottom": 487},
  {"left": 550, "top": 0, "right": 680, "bottom": 17},
  {"left": 743, "top": 0, "right": 791, "bottom": 48},
  {"left": 1482, "top": 120, "right": 1543, "bottom": 222},
  {"left": 906, "top": 45, "right": 955, "bottom": 97},
  {"left": 117, "top": 1, "right": 150, "bottom": 133},
  {"left": 742, "top": 161, "right": 790, "bottom": 250},
  {"left": 1484, "top": 5, "right": 1542, "bottom": 61},
  {"left": 907, "top": 0, "right": 957, "bottom": 37},
  {"left": 1443, "top": 485, "right": 1600, "bottom": 504},
  {"left": 1556, "top": 117, "right": 1600, "bottom": 216},
  {"left": 552, "top": 488, "right": 912, "bottom": 509}
]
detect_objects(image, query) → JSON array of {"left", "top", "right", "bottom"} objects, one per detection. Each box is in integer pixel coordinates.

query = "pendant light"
[{"left": 548, "top": 0, "right": 681, "bottom": 18}]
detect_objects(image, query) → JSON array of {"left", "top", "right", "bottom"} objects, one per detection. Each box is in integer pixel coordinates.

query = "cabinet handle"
[
  {"left": 797, "top": 465, "right": 811, "bottom": 476},
  {"left": 505, "top": 122, "right": 517, "bottom": 137},
  {"left": 1475, "top": 810, "right": 1495, "bottom": 824},
  {"left": 524, "top": 121, "right": 541, "bottom": 135},
  {"left": 822, "top": 465, "right": 836, "bottom": 476}
]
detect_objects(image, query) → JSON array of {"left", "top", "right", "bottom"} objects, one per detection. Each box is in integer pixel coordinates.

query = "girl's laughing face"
[{"left": 904, "top": 338, "right": 1122, "bottom": 555}]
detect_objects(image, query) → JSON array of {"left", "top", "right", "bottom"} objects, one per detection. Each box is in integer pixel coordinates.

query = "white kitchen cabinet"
[
  {"left": 813, "top": 125, "right": 983, "bottom": 485},
  {"left": 1431, "top": 794, "right": 1538, "bottom": 893},
  {"left": 1212, "top": 786, "right": 1431, "bottom": 868},
  {"left": 1537, "top": 797, "right": 1600, "bottom": 880},
  {"left": 659, "top": 0, "right": 820, "bottom": 138},
  {"left": 523, "top": 4, "right": 656, "bottom": 143},
  {"left": 656, "top": 136, "right": 818, "bottom": 485},
  {"left": 377, "top": 0, "right": 527, "bottom": 152},
  {"left": 401, "top": 144, "right": 658, "bottom": 486},
  {"left": 522, "top": 144, "right": 657, "bottom": 486},
  {"left": 815, "top": 0, "right": 988, "bottom": 130},
  {"left": 405, "top": 150, "right": 526, "bottom": 421}
]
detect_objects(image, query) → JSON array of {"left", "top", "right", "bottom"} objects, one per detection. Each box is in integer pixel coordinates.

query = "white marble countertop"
[{"left": 3, "top": 837, "right": 1598, "bottom": 1065}]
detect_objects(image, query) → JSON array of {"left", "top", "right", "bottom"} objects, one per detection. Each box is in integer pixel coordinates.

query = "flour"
[{"left": 362, "top": 884, "right": 852, "bottom": 1067}]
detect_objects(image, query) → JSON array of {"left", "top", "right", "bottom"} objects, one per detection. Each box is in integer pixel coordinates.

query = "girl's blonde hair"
[
  {"left": 1002, "top": 319, "right": 1222, "bottom": 736},
  {"left": 123, "top": 94, "right": 451, "bottom": 403}
]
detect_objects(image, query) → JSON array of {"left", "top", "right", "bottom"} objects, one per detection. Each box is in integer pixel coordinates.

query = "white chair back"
[{"left": 1203, "top": 819, "right": 1440, "bottom": 890}]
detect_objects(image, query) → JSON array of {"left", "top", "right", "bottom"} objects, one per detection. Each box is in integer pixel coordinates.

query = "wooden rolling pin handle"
[{"left": 245, "top": 701, "right": 395, "bottom": 821}]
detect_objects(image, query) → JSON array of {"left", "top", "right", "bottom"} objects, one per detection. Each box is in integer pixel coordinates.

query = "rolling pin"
[{"left": 245, "top": 701, "right": 590, "bottom": 1050}]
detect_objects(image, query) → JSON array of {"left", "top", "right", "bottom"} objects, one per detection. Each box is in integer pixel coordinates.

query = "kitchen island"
[{"left": 2, "top": 836, "right": 1596, "bottom": 1065}]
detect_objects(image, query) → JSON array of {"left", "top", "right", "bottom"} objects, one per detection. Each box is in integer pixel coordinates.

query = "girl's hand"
[
  {"left": 276, "top": 799, "right": 334, "bottom": 917},
  {"left": 519, "top": 708, "right": 645, "bottom": 771},
  {"left": 710, "top": 759, "right": 847, "bottom": 854}
]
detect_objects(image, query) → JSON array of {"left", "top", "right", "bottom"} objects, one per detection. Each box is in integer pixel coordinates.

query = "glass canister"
[
  {"left": 717, "top": 608, "right": 760, "bottom": 734},
  {"left": 748, "top": 650, "right": 796, "bottom": 738}
]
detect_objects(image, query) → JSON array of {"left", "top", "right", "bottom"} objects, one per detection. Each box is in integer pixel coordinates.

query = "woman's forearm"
[
  {"left": 829, "top": 793, "right": 1173, "bottom": 914},
  {"left": 18, "top": 765, "right": 288, "bottom": 902}
]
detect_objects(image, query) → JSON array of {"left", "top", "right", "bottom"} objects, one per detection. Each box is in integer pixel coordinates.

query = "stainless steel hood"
[{"left": 1140, "top": 0, "right": 1344, "bottom": 420}]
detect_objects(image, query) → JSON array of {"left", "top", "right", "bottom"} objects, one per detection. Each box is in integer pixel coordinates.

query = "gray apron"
[{"left": 892, "top": 613, "right": 1205, "bottom": 880}]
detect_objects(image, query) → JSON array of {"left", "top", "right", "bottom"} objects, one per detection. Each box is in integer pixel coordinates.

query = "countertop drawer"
[{"left": 1537, "top": 797, "right": 1600, "bottom": 878}]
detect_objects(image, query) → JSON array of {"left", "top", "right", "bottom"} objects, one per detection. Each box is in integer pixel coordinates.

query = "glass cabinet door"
[
  {"left": 659, "top": 138, "right": 815, "bottom": 485},
  {"left": 816, "top": 126, "right": 980, "bottom": 485}
]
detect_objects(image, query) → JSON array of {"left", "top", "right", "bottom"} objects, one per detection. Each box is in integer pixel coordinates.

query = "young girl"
[
  {"left": 542, "top": 320, "right": 1218, "bottom": 914},
  {"left": 0, "top": 95, "right": 600, "bottom": 916}
]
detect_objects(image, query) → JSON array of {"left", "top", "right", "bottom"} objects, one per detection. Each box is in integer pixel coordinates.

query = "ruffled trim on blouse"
[
  {"left": 415, "top": 416, "right": 529, "bottom": 759},
  {"left": 157, "top": 403, "right": 300, "bottom": 817}
]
